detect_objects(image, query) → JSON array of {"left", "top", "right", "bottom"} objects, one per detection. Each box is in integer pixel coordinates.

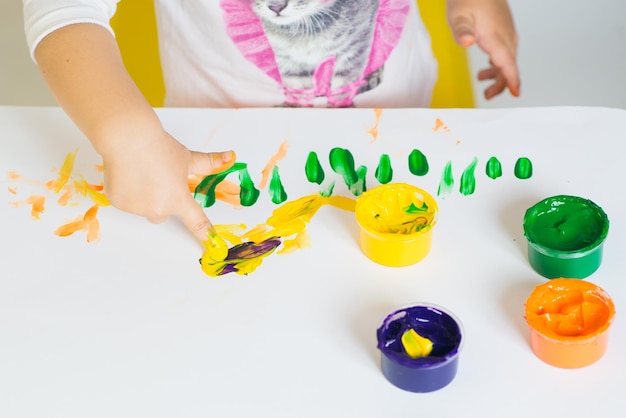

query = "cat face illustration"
[{"left": 252, "top": 0, "right": 339, "bottom": 25}]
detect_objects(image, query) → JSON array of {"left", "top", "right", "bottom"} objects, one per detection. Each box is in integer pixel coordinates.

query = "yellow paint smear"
[{"left": 50, "top": 149, "right": 78, "bottom": 193}]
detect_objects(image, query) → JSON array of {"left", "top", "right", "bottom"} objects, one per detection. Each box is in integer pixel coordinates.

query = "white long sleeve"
[{"left": 23, "top": 0, "right": 120, "bottom": 61}]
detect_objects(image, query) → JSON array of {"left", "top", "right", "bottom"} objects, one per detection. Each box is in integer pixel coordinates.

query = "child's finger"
[
  {"left": 178, "top": 193, "right": 215, "bottom": 243},
  {"left": 189, "top": 150, "right": 236, "bottom": 176}
]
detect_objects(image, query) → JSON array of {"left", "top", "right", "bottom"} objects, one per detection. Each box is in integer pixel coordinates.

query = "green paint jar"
[{"left": 523, "top": 195, "right": 609, "bottom": 279}]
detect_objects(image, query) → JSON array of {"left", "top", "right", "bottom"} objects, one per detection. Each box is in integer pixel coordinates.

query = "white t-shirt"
[{"left": 23, "top": 0, "right": 438, "bottom": 108}]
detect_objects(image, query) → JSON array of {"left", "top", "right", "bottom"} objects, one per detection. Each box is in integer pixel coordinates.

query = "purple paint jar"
[{"left": 376, "top": 304, "right": 464, "bottom": 393}]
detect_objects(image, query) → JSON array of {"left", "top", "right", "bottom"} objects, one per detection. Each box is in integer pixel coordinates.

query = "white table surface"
[{"left": 1, "top": 105, "right": 625, "bottom": 417}]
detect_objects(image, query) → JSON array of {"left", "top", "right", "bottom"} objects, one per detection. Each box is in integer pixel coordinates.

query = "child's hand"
[
  {"left": 446, "top": 0, "right": 520, "bottom": 99},
  {"left": 102, "top": 129, "right": 235, "bottom": 243}
]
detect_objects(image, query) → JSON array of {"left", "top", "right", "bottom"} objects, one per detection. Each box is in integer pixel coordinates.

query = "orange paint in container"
[{"left": 524, "top": 278, "right": 615, "bottom": 368}]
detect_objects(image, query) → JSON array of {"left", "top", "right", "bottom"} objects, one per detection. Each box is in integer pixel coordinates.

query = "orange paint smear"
[
  {"left": 215, "top": 180, "right": 242, "bottom": 208},
  {"left": 54, "top": 204, "right": 100, "bottom": 242},
  {"left": 433, "top": 117, "right": 451, "bottom": 132},
  {"left": 259, "top": 141, "right": 289, "bottom": 189},
  {"left": 368, "top": 108, "right": 383, "bottom": 143},
  {"left": 7, "top": 186, "right": 17, "bottom": 194},
  {"left": 7, "top": 171, "right": 21, "bottom": 180},
  {"left": 27, "top": 195, "right": 46, "bottom": 219}
]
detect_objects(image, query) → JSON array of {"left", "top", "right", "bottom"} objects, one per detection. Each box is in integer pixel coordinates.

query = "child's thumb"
[
  {"left": 190, "top": 150, "right": 236, "bottom": 176},
  {"left": 449, "top": 15, "right": 476, "bottom": 48}
]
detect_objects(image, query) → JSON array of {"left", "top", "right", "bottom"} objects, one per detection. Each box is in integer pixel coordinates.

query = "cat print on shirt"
[{"left": 220, "top": 0, "right": 410, "bottom": 107}]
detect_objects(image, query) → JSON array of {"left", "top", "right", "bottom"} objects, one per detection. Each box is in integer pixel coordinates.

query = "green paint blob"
[
  {"left": 437, "top": 161, "right": 454, "bottom": 197},
  {"left": 514, "top": 157, "right": 533, "bottom": 179},
  {"left": 329, "top": 147, "right": 367, "bottom": 196},
  {"left": 486, "top": 156, "right": 503, "bottom": 179},
  {"left": 269, "top": 166, "right": 288, "bottom": 204},
  {"left": 238, "top": 167, "right": 260, "bottom": 207},
  {"left": 194, "top": 162, "right": 248, "bottom": 208},
  {"left": 459, "top": 157, "right": 478, "bottom": 196},
  {"left": 523, "top": 196, "right": 609, "bottom": 252},
  {"left": 408, "top": 149, "right": 429, "bottom": 176},
  {"left": 375, "top": 154, "right": 393, "bottom": 184},
  {"left": 305, "top": 152, "right": 325, "bottom": 185}
]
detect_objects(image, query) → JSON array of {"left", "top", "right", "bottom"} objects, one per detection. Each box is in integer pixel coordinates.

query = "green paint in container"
[{"left": 523, "top": 195, "right": 609, "bottom": 279}]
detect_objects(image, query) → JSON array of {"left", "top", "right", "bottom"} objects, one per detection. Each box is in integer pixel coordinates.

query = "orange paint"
[
  {"left": 368, "top": 108, "right": 383, "bottom": 143},
  {"left": 525, "top": 278, "right": 615, "bottom": 368},
  {"left": 215, "top": 180, "right": 242, "bottom": 208},
  {"left": 54, "top": 204, "right": 101, "bottom": 242},
  {"left": 259, "top": 141, "right": 289, "bottom": 189},
  {"left": 27, "top": 195, "right": 46, "bottom": 220},
  {"left": 433, "top": 117, "right": 450, "bottom": 132},
  {"left": 7, "top": 171, "right": 21, "bottom": 179},
  {"left": 7, "top": 186, "right": 17, "bottom": 194}
]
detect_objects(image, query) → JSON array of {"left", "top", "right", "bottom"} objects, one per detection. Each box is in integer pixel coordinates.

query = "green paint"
[
  {"left": 269, "top": 166, "right": 288, "bottom": 204},
  {"left": 319, "top": 181, "right": 336, "bottom": 197},
  {"left": 486, "top": 156, "right": 502, "bottom": 179},
  {"left": 238, "top": 167, "right": 260, "bottom": 207},
  {"left": 523, "top": 196, "right": 609, "bottom": 252},
  {"left": 437, "top": 161, "right": 454, "bottom": 196},
  {"left": 404, "top": 202, "right": 429, "bottom": 214},
  {"left": 194, "top": 162, "right": 248, "bottom": 208},
  {"left": 375, "top": 154, "right": 393, "bottom": 184},
  {"left": 408, "top": 149, "right": 429, "bottom": 176},
  {"left": 459, "top": 157, "right": 478, "bottom": 196},
  {"left": 329, "top": 147, "right": 367, "bottom": 196},
  {"left": 305, "top": 152, "right": 325, "bottom": 185},
  {"left": 514, "top": 157, "right": 533, "bottom": 179}
]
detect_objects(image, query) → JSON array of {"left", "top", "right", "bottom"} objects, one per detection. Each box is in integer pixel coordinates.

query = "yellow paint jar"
[
  {"left": 355, "top": 183, "right": 438, "bottom": 267},
  {"left": 524, "top": 278, "right": 615, "bottom": 368}
]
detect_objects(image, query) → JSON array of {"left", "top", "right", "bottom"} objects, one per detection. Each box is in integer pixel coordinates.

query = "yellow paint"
[
  {"left": 401, "top": 328, "right": 434, "bottom": 358},
  {"left": 50, "top": 149, "right": 77, "bottom": 193},
  {"left": 199, "top": 193, "right": 356, "bottom": 277},
  {"left": 355, "top": 183, "right": 438, "bottom": 267}
]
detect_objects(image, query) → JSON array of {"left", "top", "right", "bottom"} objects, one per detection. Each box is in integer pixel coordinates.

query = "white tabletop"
[{"left": 1, "top": 106, "right": 625, "bottom": 417}]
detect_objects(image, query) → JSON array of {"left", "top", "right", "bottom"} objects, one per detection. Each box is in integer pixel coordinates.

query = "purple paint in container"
[{"left": 376, "top": 304, "right": 464, "bottom": 393}]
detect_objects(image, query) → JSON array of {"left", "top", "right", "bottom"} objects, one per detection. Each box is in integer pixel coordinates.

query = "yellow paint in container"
[{"left": 355, "top": 183, "right": 438, "bottom": 267}]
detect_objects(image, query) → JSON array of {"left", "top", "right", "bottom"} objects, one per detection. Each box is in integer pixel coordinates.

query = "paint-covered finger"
[
  {"left": 178, "top": 194, "right": 214, "bottom": 243},
  {"left": 190, "top": 150, "right": 236, "bottom": 176}
]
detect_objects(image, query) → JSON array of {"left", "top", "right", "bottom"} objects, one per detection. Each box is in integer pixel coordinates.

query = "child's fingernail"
[{"left": 223, "top": 151, "right": 235, "bottom": 163}]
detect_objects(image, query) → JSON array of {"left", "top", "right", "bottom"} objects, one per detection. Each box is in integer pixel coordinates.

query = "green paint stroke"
[
  {"left": 375, "top": 154, "right": 393, "bottom": 184},
  {"left": 319, "top": 181, "right": 336, "bottom": 198},
  {"left": 437, "top": 160, "right": 454, "bottom": 197},
  {"left": 408, "top": 149, "right": 429, "bottom": 176},
  {"left": 459, "top": 157, "right": 478, "bottom": 196},
  {"left": 329, "top": 147, "right": 367, "bottom": 196},
  {"left": 238, "top": 167, "right": 260, "bottom": 206},
  {"left": 305, "top": 151, "right": 325, "bottom": 185},
  {"left": 269, "top": 166, "right": 288, "bottom": 204},
  {"left": 486, "top": 156, "right": 503, "bottom": 179},
  {"left": 514, "top": 157, "right": 533, "bottom": 179},
  {"left": 194, "top": 162, "right": 247, "bottom": 208}
]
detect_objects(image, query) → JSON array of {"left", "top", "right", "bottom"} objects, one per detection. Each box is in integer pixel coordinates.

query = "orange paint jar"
[{"left": 524, "top": 278, "right": 615, "bottom": 368}]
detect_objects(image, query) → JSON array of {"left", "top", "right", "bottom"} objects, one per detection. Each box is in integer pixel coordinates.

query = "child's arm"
[
  {"left": 34, "top": 23, "right": 234, "bottom": 243},
  {"left": 446, "top": 0, "right": 520, "bottom": 99}
]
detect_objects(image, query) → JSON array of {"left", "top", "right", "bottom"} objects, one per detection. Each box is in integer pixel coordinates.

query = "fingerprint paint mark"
[
  {"left": 459, "top": 157, "right": 478, "bottom": 196},
  {"left": 304, "top": 152, "right": 325, "bottom": 185},
  {"left": 486, "top": 156, "right": 503, "bottom": 179},
  {"left": 437, "top": 161, "right": 454, "bottom": 197},
  {"left": 375, "top": 154, "right": 393, "bottom": 184},
  {"left": 329, "top": 147, "right": 367, "bottom": 196},
  {"left": 269, "top": 166, "right": 288, "bottom": 204},
  {"left": 408, "top": 149, "right": 429, "bottom": 176},
  {"left": 514, "top": 157, "right": 533, "bottom": 179}
]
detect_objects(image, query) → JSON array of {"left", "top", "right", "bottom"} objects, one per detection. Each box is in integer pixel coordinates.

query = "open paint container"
[
  {"left": 524, "top": 278, "right": 615, "bottom": 368},
  {"left": 376, "top": 304, "right": 463, "bottom": 393},
  {"left": 355, "top": 183, "right": 438, "bottom": 267},
  {"left": 523, "top": 195, "right": 609, "bottom": 279}
]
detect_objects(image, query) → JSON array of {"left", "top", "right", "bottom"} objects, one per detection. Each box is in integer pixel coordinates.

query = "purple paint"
[{"left": 376, "top": 305, "right": 463, "bottom": 393}]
